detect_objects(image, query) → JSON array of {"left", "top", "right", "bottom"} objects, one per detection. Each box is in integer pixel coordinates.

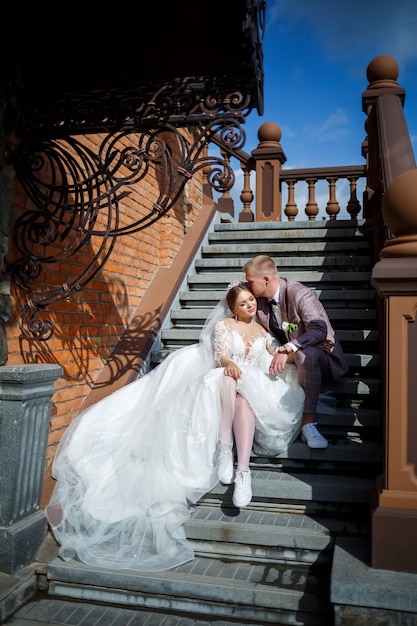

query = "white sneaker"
[
  {"left": 233, "top": 469, "right": 252, "bottom": 508},
  {"left": 301, "top": 422, "right": 328, "bottom": 449},
  {"left": 218, "top": 450, "right": 234, "bottom": 484}
]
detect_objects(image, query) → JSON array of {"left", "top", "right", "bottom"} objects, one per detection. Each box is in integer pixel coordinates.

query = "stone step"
[
  {"left": 153, "top": 350, "right": 380, "bottom": 372},
  {"left": 316, "top": 405, "right": 381, "bottom": 426},
  {"left": 213, "top": 218, "right": 372, "bottom": 233},
  {"left": 169, "top": 307, "right": 377, "bottom": 325},
  {"left": 45, "top": 554, "right": 332, "bottom": 625},
  {"left": 159, "top": 327, "right": 379, "bottom": 349},
  {"left": 254, "top": 435, "right": 381, "bottom": 465},
  {"left": 179, "top": 288, "right": 377, "bottom": 306},
  {"left": 187, "top": 511, "right": 333, "bottom": 557},
  {"left": 194, "top": 254, "right": 371, "bottom": 275},
  {"left": 0, "top": 569, "right": 38, "bottom": 625},
  {"left": 43, "top": 468, "right": 375, "bottom": 625},
  {"left": 323, "top": 376, "right": 381, "bottom": 394},
  {"left": 202, "top": 240, "right": 373, "bottom": 258},
  {"left": 205, "top": 469, "right": 376, "bottom": 507},
  {"left": 161, "top": 328, "right": 379, "bottom": 341},
  {"left": 6, "top": 597, "right": 286, "bottom": 626},
  {"left": 186, "top": 505, "right": 368, "bottom": 560},
  {"left": 152, "top": 359, "right": 379, "bottom": 390},
  {"left": 207, "top": 226, "right": 371, "bottom": 243},
  {"left": 186, "top": 271, "right": 372, "bottom": 289}
]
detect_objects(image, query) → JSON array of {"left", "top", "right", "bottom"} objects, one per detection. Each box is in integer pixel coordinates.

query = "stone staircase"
[{"left": 6, "top": 218, "right": 382, "bottom": 626}]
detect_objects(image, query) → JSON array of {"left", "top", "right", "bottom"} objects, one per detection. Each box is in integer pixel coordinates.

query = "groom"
[{"left": 243, "top": 255, "right": 348, "bottom": 449}]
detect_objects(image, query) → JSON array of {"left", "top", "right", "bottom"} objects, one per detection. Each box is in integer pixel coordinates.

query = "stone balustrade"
[
  {"left": 280, "top": 164, "right": 365, "bottom": 221},
  {"left": 215, "top": 122, "right": 366, "bottom": 223}
]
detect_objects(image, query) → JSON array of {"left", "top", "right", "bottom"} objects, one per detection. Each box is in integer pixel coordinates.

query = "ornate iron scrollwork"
[
  {"left": 5, "top": 0, "right": 266, "bottom": 340},
  {"left": 10, "top": 115, "right": 246, "bottom": 340}
]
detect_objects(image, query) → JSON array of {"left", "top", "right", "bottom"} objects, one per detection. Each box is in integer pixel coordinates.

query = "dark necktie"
[{"left": 267, "top": 300, "right": 287, "bottom": 345}]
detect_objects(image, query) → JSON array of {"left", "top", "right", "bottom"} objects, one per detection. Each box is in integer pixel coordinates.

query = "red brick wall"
[{"left": 5, "top": 131, "right": 204, "bottom": 493}]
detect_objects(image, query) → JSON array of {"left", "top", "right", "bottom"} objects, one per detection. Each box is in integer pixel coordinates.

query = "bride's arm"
[
  {"left": 213, "top": 320, "right": 242, "bottom": 380},
  {"left": 265, "top": 331, "right": 279, "bottom": 356},
  {"left": 266, "top": 331, "right": 296, "bottom": 365}
]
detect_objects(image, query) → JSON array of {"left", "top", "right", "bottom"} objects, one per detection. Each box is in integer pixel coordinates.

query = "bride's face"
[{"left": 234, "top": 290, "right": 257, "bottom": 322}]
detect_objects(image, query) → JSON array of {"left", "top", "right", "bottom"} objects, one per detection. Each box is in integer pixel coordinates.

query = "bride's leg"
[
  {"left": 218, "top": 376, "right": 237, "bottom": 485},
  {"left": 220, "top": 375, "right": 236, "bottom": 451},
  {"left": 233, "top": 393, "right": 255, "bottom": 471}
]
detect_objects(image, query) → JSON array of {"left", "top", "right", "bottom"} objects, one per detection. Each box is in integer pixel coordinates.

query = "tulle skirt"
[{"left": 45, "top": 344, "right": 304, "bottom": 572}]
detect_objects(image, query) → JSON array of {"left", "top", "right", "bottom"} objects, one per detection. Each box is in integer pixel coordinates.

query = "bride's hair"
[
  {"left": 226, "top": 282, "right": 252, "bottom": 311},
  {"left": 199, "top": 282, "right": 253, "bottom": 360}
]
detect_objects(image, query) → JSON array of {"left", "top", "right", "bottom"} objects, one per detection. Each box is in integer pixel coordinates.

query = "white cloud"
[{"left": 315, "top": 109, "right": 349, "bottom": 134}]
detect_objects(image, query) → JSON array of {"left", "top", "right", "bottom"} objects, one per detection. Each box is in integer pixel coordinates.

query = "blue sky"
[{"left": 223, "top": 0, "right": 417, "bottom": 219}]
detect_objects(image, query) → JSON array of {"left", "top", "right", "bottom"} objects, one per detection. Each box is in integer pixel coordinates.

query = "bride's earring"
[{"left": 234, "top": 312, "right": 238, "bottom": 323}]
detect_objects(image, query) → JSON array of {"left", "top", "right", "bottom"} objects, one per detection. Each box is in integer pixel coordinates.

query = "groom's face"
[{"left": 245, "top": 270, "right": 268, "bottom": 298}]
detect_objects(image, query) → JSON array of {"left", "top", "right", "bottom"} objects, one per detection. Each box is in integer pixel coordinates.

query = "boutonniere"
[{"left": 282, "top": 321, "right": 298, "bottom": 333}]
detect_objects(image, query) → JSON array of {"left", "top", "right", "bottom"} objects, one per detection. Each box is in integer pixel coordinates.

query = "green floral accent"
[{"left": 282, "top": 321, "right": 298, "bottom": 333}]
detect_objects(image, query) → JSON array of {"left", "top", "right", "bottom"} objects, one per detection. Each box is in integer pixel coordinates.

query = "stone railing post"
[
  {"left": 250, "top": 122, "right": 286, "bottom": 221},
  {"left": 0, "top": 364, "right": 62, "bottom": 574},
  {"left": 371, "top": 169, "right": 417, "bottom": 575},
  {"left": 362, "top": 55, "right": 417, "bottom": 574}
]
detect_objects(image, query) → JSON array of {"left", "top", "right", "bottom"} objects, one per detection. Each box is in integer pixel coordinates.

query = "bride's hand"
[
  {"left": 269, "top": 353, "right": 287, "bottom": 376},
  {"left": 224, "top": 361, "right": 241, "bottom": 380}
]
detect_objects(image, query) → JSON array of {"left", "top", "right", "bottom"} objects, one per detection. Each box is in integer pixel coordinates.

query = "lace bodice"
[{"left": 213, "top": 320, "right": 276, "bottom": 367}]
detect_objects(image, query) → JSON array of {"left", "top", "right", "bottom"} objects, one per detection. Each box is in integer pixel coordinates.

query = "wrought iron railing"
[{"left": 3, "top": 0, "right": 267, "bottom": 343}]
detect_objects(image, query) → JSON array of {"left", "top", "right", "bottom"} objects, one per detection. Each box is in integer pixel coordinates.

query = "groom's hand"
[{"left": 319, "top": 339, "right": 334, "bottom": 353}]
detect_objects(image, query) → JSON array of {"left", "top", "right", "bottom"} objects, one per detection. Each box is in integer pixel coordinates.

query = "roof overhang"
[{"left": 3, "top": 0, "right": 265, "bottom": 137}]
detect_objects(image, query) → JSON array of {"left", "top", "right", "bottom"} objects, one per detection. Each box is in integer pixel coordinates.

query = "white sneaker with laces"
[
  {"left": 301, "top": 422, "right": 328, "bottom": 449},
  {"left": 218, "top": 450, "right": 234, "bottom": 484},
  {"left": 233, "top": 469, "right": 252, "bottom": 508}
]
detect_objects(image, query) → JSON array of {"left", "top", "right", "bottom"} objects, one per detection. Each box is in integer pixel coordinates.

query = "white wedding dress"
[{"left": 45, "top": 300, "right": 304, "bottom": 573}]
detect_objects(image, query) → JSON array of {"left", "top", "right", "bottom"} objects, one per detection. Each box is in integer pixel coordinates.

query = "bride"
[{"left": 45, "top": 282, "right": 305, "bottom": 572}]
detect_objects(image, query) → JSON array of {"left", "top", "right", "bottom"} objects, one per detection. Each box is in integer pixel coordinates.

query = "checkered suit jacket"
[{"left": 256, "top": 277, "right": 348, "bottom": 380}]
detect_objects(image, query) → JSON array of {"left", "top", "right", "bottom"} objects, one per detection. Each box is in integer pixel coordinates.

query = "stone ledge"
[
  {"left": 0, "top": 567, "right": 38, "bottom": 623},
  {"left": 331, "top": 536, "right": 417, "bottom": 613}
]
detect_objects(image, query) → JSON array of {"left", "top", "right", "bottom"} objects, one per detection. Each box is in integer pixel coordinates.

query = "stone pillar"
[
  {"left": 371, "top": 168, "right": 417, "bottom": 574},
  {"left": 251, "top": 122, "right": 286, "bottom": 221},
  {"left": 0, "top": 364, "right": 62, "bottom": 574},
  {"left": 0, "top": 113, "right": 15, "bottom": 366}
]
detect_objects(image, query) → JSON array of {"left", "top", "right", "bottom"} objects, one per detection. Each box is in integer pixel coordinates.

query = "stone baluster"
[
  {"left": 284, "top": 180, "right": 298, "bottom": 221},
  {"left": 0, "top": 364, "right": 62, "bottom": 574},
  {"left": 325, "top": 177, "right": 340, "bottom": 219},
  {"left": 346, "top": 176, "right": 361, "bottom": 219},
  {"left": 305, "top": 179, "right": 319, "bottom": 220},
  {"left": 238, "top": 162, "right": 254, "bottom": 222},
  {"left": 216, "top": 149, "right": 234, "bottom": 218}
]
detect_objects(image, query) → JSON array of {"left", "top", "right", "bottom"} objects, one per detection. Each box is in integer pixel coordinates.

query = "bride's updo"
[{"left": 226, "top": 282, "right": 252, "bottom": 312}]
